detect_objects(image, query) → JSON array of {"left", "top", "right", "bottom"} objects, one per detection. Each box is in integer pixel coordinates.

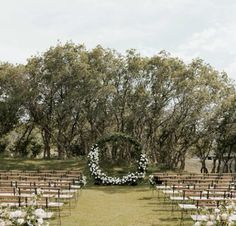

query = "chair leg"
[{"left": 57, "top": 206, "right": 61, "bottom": 226}]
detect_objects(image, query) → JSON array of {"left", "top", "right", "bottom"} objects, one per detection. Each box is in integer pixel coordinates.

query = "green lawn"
[
  {"left": 53, "top": 186, "right": 193, "bottom": 226},
  {"left": 0, "top": 158, "right": 193, "bottom": 226},
  {"left": 0, "top": 157, "right": 85, "bottom": 171}
]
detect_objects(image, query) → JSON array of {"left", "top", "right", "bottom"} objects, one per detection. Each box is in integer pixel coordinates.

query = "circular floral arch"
[{"left": 88, "top": 133, "right": 148, "bottom": 185}]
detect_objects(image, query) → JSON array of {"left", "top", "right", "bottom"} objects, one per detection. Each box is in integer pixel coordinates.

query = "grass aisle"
[
  {"left": 57, "top": 186, "right": 191, "bottom": 226},
  {"left": 0, "top": 158, "right": 194, "bottom": 225}
]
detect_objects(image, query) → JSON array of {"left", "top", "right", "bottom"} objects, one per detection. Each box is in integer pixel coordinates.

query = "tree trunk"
[
  {"left": 223, "top": 162, "right": 229, "bottom": 173},
  {"left": 216, "top": 157, "right": 222, "bottom": 173},
  {"left": 57, "top": 143, "right": 64, "bottom": 159},
  {"left": 200, "top": 158, "right": 208, "bottom": 173},
  {"left": 42, "top": 127, "right": 51, "bottom": 159},
  {"left": 229, "top": 159, "right": 233, "bottom": 173},
  {"left": 211, "top": 157, "right": 216, "bottom": 173},
  {"left": 179, "top": 155, "right": 186, "bottom": 171},
  {"left": 234, "top": 157, "right": 236, "bottom": 173}
]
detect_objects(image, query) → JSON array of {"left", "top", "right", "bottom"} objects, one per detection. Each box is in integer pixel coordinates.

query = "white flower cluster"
[
  {"left": 0, "top": 194, "right": 49, "bottom": 226},
  {"left": 88, "top": 145, "right": 148, "bottom": 185},
  {"left": 80, "top": 175, "right": 87, "bottom": 187},
  {"left": 194, "top": 202, "right": 236, "bottom": 226},
  {"left": 149, "top": 175, "right": 156, "bottom": 186}
]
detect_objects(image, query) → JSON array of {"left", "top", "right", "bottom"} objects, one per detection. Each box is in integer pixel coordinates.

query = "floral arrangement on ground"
[
  {"left": 194, "top": 201, "right": 236, "bottom": 226},
  {"left": 0, "top": 190, "right": 49, "bottom": 226}
]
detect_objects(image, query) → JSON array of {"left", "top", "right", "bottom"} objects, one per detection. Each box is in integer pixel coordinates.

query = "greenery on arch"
[
  {"left": 96, "top": 133, "right": 143, "bottom": 161},
  {"left": 88, "top": 133, "right": 148, "bottom": 185}
]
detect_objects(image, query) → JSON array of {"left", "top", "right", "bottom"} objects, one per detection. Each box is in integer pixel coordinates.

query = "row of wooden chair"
[
  {"left": 152, "top": 172, "right": 236, "bottom": 224},
  {"left": 0, "top": 169, "right": 83, "bottom": 226}
]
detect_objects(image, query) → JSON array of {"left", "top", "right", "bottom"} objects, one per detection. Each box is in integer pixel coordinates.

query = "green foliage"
[
  {"left": 0, "top": 63, "right": 25, "bottom": 136},
  {"left": 0, "top": 42, "right": 235, "bottom": 172},
  {"left": 96, "top": 132, "right": 142, "bottom": 162},
  {"left": 0, "top": 141, "right": 7, "bottom": 153},
  {"left": 30, "top": 140, "right": 43, "bottom": 158}
]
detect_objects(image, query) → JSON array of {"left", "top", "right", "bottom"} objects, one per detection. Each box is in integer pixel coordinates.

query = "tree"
[
  {"left": 1, "top": 42, "right": 234, "bottom": 169},
  {"left": 0, "top": 63, "right": 25, "bottom": 137},
  {"left": 214, "top": 94, "right": 236, "bottom": 172}
]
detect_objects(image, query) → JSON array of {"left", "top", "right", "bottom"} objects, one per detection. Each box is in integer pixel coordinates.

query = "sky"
[{"left": 1, "top": 0, "right": 236, "bottom": 81}]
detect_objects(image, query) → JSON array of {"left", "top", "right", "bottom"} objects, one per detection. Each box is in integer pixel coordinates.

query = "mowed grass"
[
  {"left": 0, "top": 157, "right": 86, "bottom": 171},
  {"left": 53, "top": 186, "right": 193, "bottom": 226},
  {"left": 0, "top": 157, "right": 195, "bottom": 226}
]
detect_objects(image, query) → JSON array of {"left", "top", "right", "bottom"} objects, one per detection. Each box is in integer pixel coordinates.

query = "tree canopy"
[{"left": 0, "top": 42, "right": 235, "bottom": 172}]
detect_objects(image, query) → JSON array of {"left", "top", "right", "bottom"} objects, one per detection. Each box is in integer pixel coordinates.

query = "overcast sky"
[{"left": 1, "top": 0, "right": 236, "bottom": 81}]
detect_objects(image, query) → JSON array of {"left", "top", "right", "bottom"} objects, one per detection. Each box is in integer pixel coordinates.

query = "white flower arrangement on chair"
[
  {"left": 194, "top": 202, "right": 236, "bottom": 226},
  {"left": 0, "top": 192, "right": 49, "bottom": 226}
]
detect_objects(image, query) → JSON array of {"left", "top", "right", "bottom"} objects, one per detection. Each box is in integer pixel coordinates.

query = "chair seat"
[
  {"left": 170, "top": 196, "right": 188, "bottom": 201},
  {"left": 178, "top": 204, "right": 197, "bottom": 210}
]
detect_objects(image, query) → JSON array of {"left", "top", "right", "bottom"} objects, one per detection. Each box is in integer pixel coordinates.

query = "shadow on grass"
[
  {"left": 152, "top": 207, "right": 173, "bottom": 211},
  {"left": 138, "top": 197, "right": 153, "bottom": 200},
  {"left": 158, "top": 217, "right": 192, "bottom": 226},
  {"left": 158, "top": 217, "right": 180, "bottom": 221},
  {"left": 87, "top": 186, "right": 138, "bottom": 194}
]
